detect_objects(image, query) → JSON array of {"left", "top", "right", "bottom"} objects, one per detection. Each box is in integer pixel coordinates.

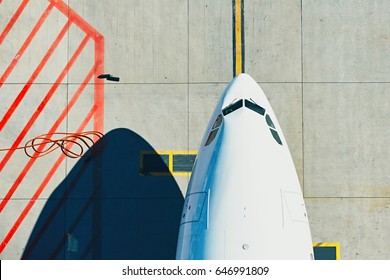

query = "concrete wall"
[{"left": 1, "top": 0, "right": 389, "bottom": 259}]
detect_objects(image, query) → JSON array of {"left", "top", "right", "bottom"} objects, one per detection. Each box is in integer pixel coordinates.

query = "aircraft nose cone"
[{"left": 222, "top": 74, "right": 262, "bottom": 108}]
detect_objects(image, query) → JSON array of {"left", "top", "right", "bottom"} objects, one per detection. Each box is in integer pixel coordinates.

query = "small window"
[
  {"left": 205, "top": 129, "right": 219, "bottom": 146},
  {"left": 265, "top": 114, "right": 275, "bottom": 129},
  {"left": 222, "top": 99, "right": 243, "bottom": 116},
  {"left": 212, "top": 114, "right": 223, "bottom": 129},
  {"left": 244, "top": 99, "right": 265, "bottom": 116},
  {"left": 270, "top": 128, "right": 282, "bottom": 145}
]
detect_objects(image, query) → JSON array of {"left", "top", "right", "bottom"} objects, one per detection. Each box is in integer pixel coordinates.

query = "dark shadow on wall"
[{"left": 22, "top": 128, "right": 184, "bottom": 259}]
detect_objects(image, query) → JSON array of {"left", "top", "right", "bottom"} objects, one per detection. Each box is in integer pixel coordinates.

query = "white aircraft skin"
[{"left": 176, "top": 74, "right": 314, "bottom": 260}]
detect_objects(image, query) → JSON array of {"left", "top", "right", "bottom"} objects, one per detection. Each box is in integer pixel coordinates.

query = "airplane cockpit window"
[
  {"left": 265, "top": 114, "right": 275, "bottom": 129},
  {"left": 270, "top": 128, "right": 282, "bottom": 145},
  {"left": 205, "top": 114, "right": 223, "bottom": 146},
  {"left": 205, "top": 129, "right": 219, "bottom": 146},
  {"left": 212, "top": 114, "right": 223, "bottom": 129},
  {"left": 218, "top": 97, "right": 283, "bottom": 146},
  {"left": 244, "top": 99, "right": 265, "bottom": 116},
  {"left": 245, "top": 100, "right": 282, "bottom": 145},
  {"left": 222, "top": 99, "right": 243, "bottom": 116}
]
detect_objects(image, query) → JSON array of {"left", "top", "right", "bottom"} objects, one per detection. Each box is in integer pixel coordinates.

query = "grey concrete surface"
[
  {"left": 69, "top": 0, "right": 189, "bottom": 84},
  {"left": 104, "top": 84, "right": 189, "bottom": 150},
  {"left": 1, "top": 0, "right": 390, "bottom": 259},
  {"left": 307, "top": 198, "right": 390, "bottom": 259},
  {"left": 304, "top": 83, "right": 390, "bottom": 197},
  {"left": 245, "top": 0, "right": 302, "bottom": 82},
  {"left": 303, "top": 0, "right": 390, "bottom": 82},
  {"left": 189, "top": 0, "right": 232, "bottom": 82}
]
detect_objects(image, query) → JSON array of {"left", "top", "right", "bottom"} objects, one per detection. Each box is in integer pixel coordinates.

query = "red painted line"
[
  {"left": 19, "top": 65, "right": 99, "bottom": 258},
  {"left": 0, "top": 0, "right": 105, "bottom": 255},
  {"left": 94, "top": 36, "right": 104, "bottom": 133},
  {"left": 49, "top": 0, "right": 100, "bottom": 39},
  {"left": 0, "top": 35, "right": 90, "bottom": 176},
  {"left": 0, "top": 105, "right": 97, "bottom": 254},
  {"left": 0, "top": 19, "right": 71, "bottom": 131},
  {"left": 0, "top": 0, "right": 30, "bottom": 46},
  {"left": 0, "top": 3, "right": 54, "bottom": 87},
  {"left": 0, "top": 60, "right": 94, "bottom": 214},
  {"left": 1, "top": 66, "right": 96, "bottom": 257}
]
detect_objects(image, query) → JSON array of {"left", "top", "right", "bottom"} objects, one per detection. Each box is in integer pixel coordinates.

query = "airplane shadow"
[{"left": 22, "top": 128, "right": 184, "bottom": 259}]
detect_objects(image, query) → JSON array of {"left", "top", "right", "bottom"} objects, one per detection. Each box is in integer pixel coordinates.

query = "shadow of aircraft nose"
[{"left": 22, "top": 128, "right": 184, "bottom": 260}]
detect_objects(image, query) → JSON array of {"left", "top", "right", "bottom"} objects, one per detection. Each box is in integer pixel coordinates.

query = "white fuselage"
[{"left": 176, "top": 74, "right": 314, "bottom": 259}]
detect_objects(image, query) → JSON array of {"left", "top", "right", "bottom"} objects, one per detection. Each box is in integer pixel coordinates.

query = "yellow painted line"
[
  {"left": 313, "top": 242, "right": 341, "bottom": 260},
  {"left": 142, "top": 172, "right": 192, "bottom": 177},
  {"left": 235, "top": 0, "right": 242, "bottom": 75},
  {"left": 155, "top": 150, "right": 198, "bottom": 155},
  {"left": 168, "top": 151, "right": 174, "bottom": 173}
]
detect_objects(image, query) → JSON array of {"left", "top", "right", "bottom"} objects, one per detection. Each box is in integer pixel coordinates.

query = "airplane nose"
[{"left": 222, "top": 74, "right": 261, "bottom": 109}]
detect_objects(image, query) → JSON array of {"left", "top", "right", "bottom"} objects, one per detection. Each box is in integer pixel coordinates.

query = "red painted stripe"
[
  {"left": 0, "top": 62, "right": 94, "bottom": 215},
  {"left": 0, "top": 0, "right": 30, "bottom": 46},
  {"left": 49, "top": 0, "right": 100, "bottom": 38},
  {"left": 1, "top": 66, "right": 96, "bottom": 258},
  {"left": 0, "top": 35, "right": 90, "bottom": 175},
  {"left": 0, "top": 3, "right": 54, "bottom": 87},
  {"left": 0, "top": 0, "right": 105, "bottom": 255},
  {"left": 0, "top": 19, "right": 71, "bottom": 130},
  {"left": 19, "top": 66, "right": 99, "bottom": 258},
  {"left": 0, "top": 105, "right": 97, "bottom": 254},
  {"left": 94, "top": 37, "right": 105, "bottom": 133},
  {"left": 49, "top": 65, "right": 97, "bottom": 136}
]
